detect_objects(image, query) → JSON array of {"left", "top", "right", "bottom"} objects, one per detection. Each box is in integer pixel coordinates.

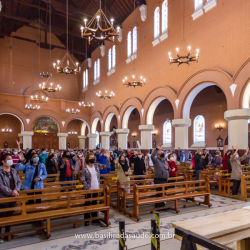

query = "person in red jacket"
[
  {"left": 222, "top": 150, "right": 231, "bottom": 171},
  {"left": 167, "top": 154, "right": 178, "bottom": 177}
]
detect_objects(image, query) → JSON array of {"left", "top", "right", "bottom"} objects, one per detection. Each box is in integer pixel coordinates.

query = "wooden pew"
[
  {"left": 0, "top": 187, "right": 110, "bottom": 241},
  {"left": 240, "top": 173, "right": 250, "bottom": 201},
  {"left": 124, "top": 179, "right": 211, "bottom": 221},
  {"left": 19, "top": 173, "right": 60, "bottom": 183}
]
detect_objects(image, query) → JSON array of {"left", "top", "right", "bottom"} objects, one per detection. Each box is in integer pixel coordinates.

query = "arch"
[
  {"left": 81, "top": 123, "right": 87, "bottom": 135},
  {"left": 90, "top": 111, "right": 102, "bottom": 134},
  {"left": 177, "top": 69, "right": 232, "bottom": 119},
  {"left": 103, "top": 105, "right": 120, "bottom": 131},
  {"left": 0, "top": 113, "right": 24, "bottom": 132},
  {"left": 143, "top": 86, "right": 177, "bottom": 124},
  {"left": 32, "top": 115, "right": 60, "bottom": 133},
  {"left": 65, "top": 118, "right": 90, "bottom": 135},
  {"left": 91, "top": 118, "right": 99, "bottom": 134},
  {"left": 242, "top": 79, "right": 250, "bottom": 108},
  {"left": 122, "top": 106, "right": 136, "bottom": 129},
  {"left": 105, "top": 113, "right": 115, "bottom": 132}
]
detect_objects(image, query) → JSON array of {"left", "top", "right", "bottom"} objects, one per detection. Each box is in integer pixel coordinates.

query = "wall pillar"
[
  {"left": 78, "top": 135, "right": 87, "bottom": 149},
  {"left": 139, "top": 125, "right": 155, "bottom": 150},
  {"left": 88, "top": 133, "right": 97, "bottom": 150},
  {"left": 100, "top": 132, "right": 111, "bottom": 150},
  {"left": 21, "top": 131, "right": 34, "bottom": 149},
  {"left": 57, "top": 133, "right": 68, "bottom": 150},
  {"left": 224, "top": 109, "right": 250, "bottom": 150},
  {"left": 172, "top": 119, "right": 191, "bottom": 149},
  {"left": 116, "top": 129, "right": 130, "bottom": 150}
]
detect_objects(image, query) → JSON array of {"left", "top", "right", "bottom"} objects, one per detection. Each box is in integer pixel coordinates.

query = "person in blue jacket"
[
  {"left": 16, "top": 152, "right": 47, "bottom": 204},
  {"left": 97, "top": 149, "right": 111, "bottom": 174},
  {"left": 178, "top": 147, "right": 188, "bottom": 162},
  {"left": 39, "top": 148, "right": 48, "bottom": 165}
]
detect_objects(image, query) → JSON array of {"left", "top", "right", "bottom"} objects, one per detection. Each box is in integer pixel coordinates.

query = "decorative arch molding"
[
  {"left": 103, "top": 105, "right": 120, "bottom": 131},
  {"left": 119, "top": 97, "right": 143, "bottom": 129},
  {"left": 143, "top": 86, "right": 177, "bottom": 124},
  {"left": 90, "top": 111, "right": 103, "bottom": 134},
  {"left": 64, "top": 117, "right": 90, "bottom": 135},
  {"left": 0, "top": 105, "right": 26, "bottom": 131},
  {"left": 177, "top": 68, "right": 232, "bottom": 119},
  {"left": 28, "top": 111, "right": 62, "bottom": 132}
]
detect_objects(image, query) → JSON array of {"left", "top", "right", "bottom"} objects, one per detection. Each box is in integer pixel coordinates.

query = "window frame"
[{"left": 193, "top": 115, "right": 205, "bottom": 143}]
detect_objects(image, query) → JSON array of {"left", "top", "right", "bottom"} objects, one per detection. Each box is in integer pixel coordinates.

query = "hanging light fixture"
[
  {"left": 66, "top": 108, "right": 80, "bottom": 114},
  {"left": 168, "top": 46, "right": 199, "bottom": 66},
  {"left": 80, "top": 0, "right": 120, "bottom": 45},
  {"left": 68, "top": 130, "right": 78, "bottom": 135},
  {"left": 123, "top": 0, "right": 145, "bottom": 88},
  {"left": 1, "top": 125, "right": 12, "bottom": 133},
  {"left": 25, "top": 104, "right": 40, "bottom": 110},
  {"left": 39, "top": 80, "right": 61, "bottom": 93},
  {"left": 40, "top": 72, "right": 52, "bottom": 78},
  {"left": 79, "top": 94, "right": 94, "bottom": 108},
  {"left": 96, "top": 90, "right": 115, "bottom": 100},
  {"left": 53, "top": 0, "right": 81, "bottom": 75},
  {"left": 31, "top": 92, "right": 48, "bottom": 103},
  {"left": 123, "top": 75, "right": 146, "bottom": 87}
]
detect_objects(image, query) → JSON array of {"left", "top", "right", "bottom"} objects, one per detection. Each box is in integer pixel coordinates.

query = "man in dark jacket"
[
  {"left": 130, "top": 151, "right": 147, "bottom": 177},
  {"left": 194, "top": 149, "right": 204, "bottom": 185},
  {"left": 151, "top": 144, "right": 171, "bottom": 208}
]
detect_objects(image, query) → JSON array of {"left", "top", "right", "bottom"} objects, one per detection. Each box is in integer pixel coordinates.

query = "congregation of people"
[{"left": 0, "top": 140, "right": 249, "bottom": 242}]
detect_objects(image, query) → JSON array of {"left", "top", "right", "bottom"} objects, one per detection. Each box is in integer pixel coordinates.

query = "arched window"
[
  {"left": 97, "top": 59, "right": 100, "bottom": 78},
  {"left": 96, "top": 131, "right": 100, "bottom": 147},
  {"left": 112, "top": 45, "right": 116, "bottom": 68},
  {"left": 83, "top": 71, "right": 86, "bottom": 88},
  {"left": 194, "top": 115, "right": 205, "bottom": 143},
  {"left": 162, "top": 0, "right": 168, "bottom": 34},
  {"left": 108, "top": 48, "right": 112, "bottom": 71},
  {"left": 163, "top": 120, "right": 171, "bottom": 144},
  {"left": 154, "top": 7, "right": 160, "bottom": 39},
  {"left": 94, "top": 61, "right": 97, "bottom": 80},
  {"left": 195, "top": 0, "right": 203, "bottom": 9},
  {"left": 133, "top": 26, "right": 137, "bottom": 54},
  {"left": 85, "top": 69, "right": 88, "bottom": 87},
  {"left": 127, "top": 31, "right": 132, "bottom": 58}
]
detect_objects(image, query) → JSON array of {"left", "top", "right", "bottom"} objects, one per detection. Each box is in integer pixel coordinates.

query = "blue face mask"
[
  {"left": 42, "top": 151, "right": 46, "bottom": 155},
  {"left": 33, "top": 157, "right": 39, "bottom": 163},
  {"left": 70, "top": 152, "right": 74, "bottom": 155},
  {"left": 216, "top": 155, "right": 219, "bottom": 157}
]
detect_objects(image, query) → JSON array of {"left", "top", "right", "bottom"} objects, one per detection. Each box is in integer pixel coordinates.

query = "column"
[
  {"left": 21, "top": 131, "right": 34, "bottom": 149},
  {"left": 224, "top": 109, "right": 250, "bottom": 149},
  {"left": 78, "top": 135, "right": 87, "bottom": 149},
  {"left": 88, "top": 133, "right": 97, "bottom": 150},
  {"left": 100, "top": 132, "right": 111, "bottom": 150},
  {"left": 116, "top": 129, "right": 130, "bottom": 150},
  {"left": 57, "top": 133, "right": 68, "bottom": 150},
  {"left": 139, "top": 125, "right": 155, "bottom": 150},
  {"left": 172, "top": 119, "right": 191, "bottom": 149}
]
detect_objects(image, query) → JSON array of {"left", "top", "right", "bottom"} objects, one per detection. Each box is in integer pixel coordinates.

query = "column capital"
[
  {"left": 57, "top": 133, "right": 68, "bottom": 137},
  {"left": 172, "top": 119, "right": 191, "bottom": 128},
  {"left": 21, "top": 131, "right": 34, "bottom": 136},
  {"left": 224, "top": 109, "right": 250, "bottom": 121},
  {"left": 78, "top": 135, "right": 87, "bottom": 139},
  {"left": 87, "top": 133, "right": 97, "bottom": 139},
  {"left": 116, "top": 128, "right": 130, "bottom": 134},
  {"left": 139, "top": 125, "right": 155, "bottom": 131},
  {"left": 100, "top": 132, "right": 111, "bottom": 136}
]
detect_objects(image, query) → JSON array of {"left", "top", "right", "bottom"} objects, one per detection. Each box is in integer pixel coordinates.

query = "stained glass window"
[
  {"left": 162, "top": 0, "right": 168, "bottom": 34},
  {"left": 108, "top": 48, "right": 112, "bottom": 71},
  {"left": 112, "top": 45, "right": 116, "bottom": 68},
  {"left": 163, "top": 120, "right": 171, "bottom": 144},
  {"left": 195, "top": 0, "right": 203, "bottom": 9},
  {"left": 127, "top": 31, "right": 132, "bottom": 58},
  {"left": 96, "top": 131, "right": 100, "bottom": 147},
  {"left": 94, "top": 61, "right": 97, "bottom": 80},
  {"left": 97, "top": 59, "right": 100, "bottom": 78},
  {"left": 133, "top": 26, "right": 137, "bottom": 54},
  {"left": 85, "top": 69, "right": 88, "bottom": 87},
  {"left": 154, "top": 7, "right": 160, "bottom": 39},
  {"left": 83, "top": 69, "right": 88, "bottom": 88},
  {"left": 194, "top": 115, "right": 205, "bottom": 143},
  {"left": 83, "top": 71, "right": 86, "bottom": 88}
]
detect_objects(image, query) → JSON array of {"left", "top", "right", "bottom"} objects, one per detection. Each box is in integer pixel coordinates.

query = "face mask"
[
  {"left": 170, "top": 157, "right": 174, "bottom": 161},
  {"left": 216, "top": 155, "right": 219, "bottom": 157},
  {"left": 121, "top": 160, "right": 125, "bottom": 163},
  {"left": 33, "top": 157, "right": 39, "bottom": 163},
  {"left": 7, "top": 151, "right": 10, "bottom": 154},
  {"left": 13, "top": 151, "right": 18, "bottom": 155},
  {"left": 235, "top": 154, "right": 239, "bottom": 158},
  {"left": 42, "top": 151, "right": 46, "bottom": 155},
  {"left": 6, "top": 160, "right": 13, "bottom": 167},
  {"left": 51, "top": 150, "right": 54, "bottom": 153},
  {"left": 78, "top": 154, "right": 82, "bottom": 157},
  {"left": 89, "top": 158, "right": 95, "bottom": 164},
  {"left": 70, "top": 152, "right": 74, "bottom": 155},
  {"left": 65, "top": 155, "right": 70, "bottom": 159},
  {"left": 138, "top": 155, "right": 142, "bottom": 159},
  {"left": 160, "top": 153, "right": 165, "bottom": 158},
  {"left": 104, "top": 154, "right": 106, "bottom": 157}
]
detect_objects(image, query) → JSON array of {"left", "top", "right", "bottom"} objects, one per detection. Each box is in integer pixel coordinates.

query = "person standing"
[
  {"left": 151, "top": 144, "right": 170, "bottom": 208},
  {"left": 178, "top": 148, "right": 188, "bottom": 162},
  {"left": 194, "top": 149, "right": 204, "bottom": 185},
  {"left": 59, "top": 151, "right": 74, "bottom": 188},
  {"left": 39, "top": 149, "right": 48, "bottom": 166},
  {"left": 45, "top": 153, "right": 57, "bottom": 175},
  {"left": 222, "top": 151, "right": 231, "bottom": 171},
  {"left": 130, "top": 151, "right": 147, "bottom": 180},
  {"left": 97, "top": 149, "right": 110, "bottom": 174},
  {"left": 230, "top": 146, "right": 249, "bottom": 195},
  {"left": 0, "top": 153, "right": 22, "bottom": 242}
]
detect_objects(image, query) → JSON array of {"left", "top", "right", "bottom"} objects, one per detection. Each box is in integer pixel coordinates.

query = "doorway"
[{"left": 32, "top": 133, "right": 59, "bottom": 150}]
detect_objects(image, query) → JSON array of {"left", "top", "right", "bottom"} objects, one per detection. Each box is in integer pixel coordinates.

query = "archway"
[
  {"left": 0, "top": 114, "right": 22, "bottom": 149},
  {"left": 242, "top": 80, "right": 250, "bottom": 108},
  {"left": 127, "top": 108, "right": 141, "bottom": 149}
]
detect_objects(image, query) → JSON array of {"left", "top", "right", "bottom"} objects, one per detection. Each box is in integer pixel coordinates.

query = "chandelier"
[
  {"left": 168, "top": 46, "right": 199, "bottom": 66},
  {"left": 123, "top": 75, "right": 146, "bottom": 88},
  {"left": 66, "top": 108, "right": 80, "bottom": 114},
  {"left": 1, "top": 125, "right": 12, "bottom": 133},
  {"left": 79, "top": 94, "right": 94, "bottom": 108},
  {"left": 80, "top": 0, "right": 119, "bottom": 45},
  {"left": 96, "top": 90, "right": 115, "bottom": 100},
  {"left": 53, "top": 0, "right": 81, "bottom": 75},
  {"left": 31, "top": 92, "right": 48, "bottom": 103},
  {"left": 40, "top": 72, "right": 52, "bottom": 78},
  {"left": 68, "top": 130, "right": 78, "bottom": 135},
  {"left": 39, "top": 80, "right": 61, "bottom": 93},
  {"left": 25, "top": 104, "right": 40, "bottom": 110}
]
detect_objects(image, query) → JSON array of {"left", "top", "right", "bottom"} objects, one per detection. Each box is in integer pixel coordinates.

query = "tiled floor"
[{"left": 1, "top": 195, "right": 248, "bottom": 250}]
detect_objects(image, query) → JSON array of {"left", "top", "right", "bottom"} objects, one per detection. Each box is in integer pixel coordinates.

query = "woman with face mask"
[
  {"left": 16, "top": 153, "right": 47, "bottom": 204},
  {"left": 0, "top": 153, "right": 22, "bottom": 242},
  {"left": 114, "top": 155, "right": 132, "bottom": 193},
  {"left": 72, "top": 151, "right": 85, "bottom": 177},
  {"left": 45, "top": 152, "right": 57, "bottom": 175},
  {"left": 81, "top": 151, "right": 110, "bottom": 226},
  {"left": 230, "top": 146, "right": 249, "bottom": 195},
  {"left": 167, "top": 154, "right": 178, "bottom": 177}
]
